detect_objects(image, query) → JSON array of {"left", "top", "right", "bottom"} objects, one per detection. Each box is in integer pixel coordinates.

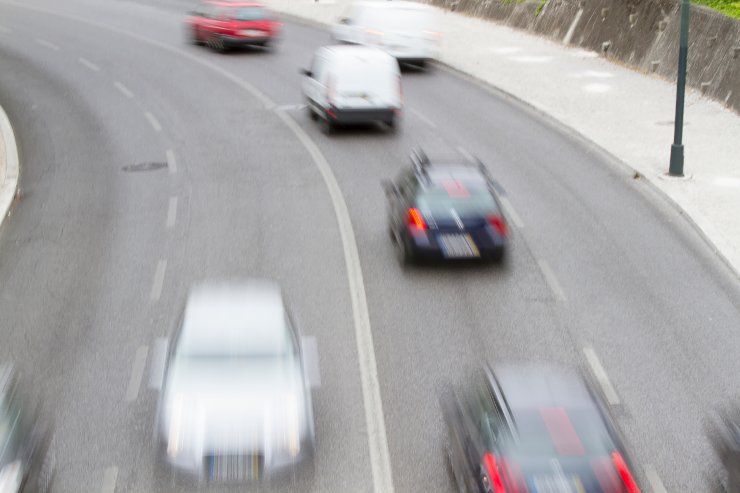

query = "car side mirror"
[
  {"left": 381, "top": 179, "right": 397, "bottom": 196},
  {"left": 300, "top": 68, "right": 313, "bottom": 77}
]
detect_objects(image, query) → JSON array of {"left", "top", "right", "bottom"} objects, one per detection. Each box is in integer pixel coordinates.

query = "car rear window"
[
  {"left": 416, "top": 184, "right": 498, "bottom": 217},
  {"left": 230, "top": 7, "right": 267, "bottom": 21},
  {"left": 511, "top": 409, "right": 615, "bottom": 457}
]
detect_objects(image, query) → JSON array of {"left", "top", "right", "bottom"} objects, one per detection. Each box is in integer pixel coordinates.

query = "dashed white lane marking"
[
  {"left": 78, "top": 57, "right": 100, "bottom": 72},
  {"left": 583, "top": 347, "right": 620, "bottom": 405},
  {"left": 35, "top": 38, "right": 60, "bottom": 51},
  {"left": 113, "top": 81, "right": 134, "bottom": 99},
  {"left": 274, "top": 103, "right": 306, "bottom": 111},
  {"left": 125, "top": 345, "right": 149, "bottom": 402},
  {"left": 499, "top": 196, "right": 524, "bottom": 229},
  {"left": 410, "top": 108, "right": 437, "bottom": 128},
  {"left": 100, "top": 466, "right": 118, "bottom": 493},
  {"left": 537, "top": 259, "right": 566, "bottom": 301},
  {"left": 275, "top": 108, "right": 395, "bottom": 493},
  {"left": 644, "top": 465, "right": 667, "bottom": 493},
  {"left": 166, "top": 196, "right": 177, "bottom": 229},
  {"left": 144, "top": 111, "right": 162, "bottom": 132},
  {"left": 150, "top": 259, "right": 167, "bottom": 301},
  {"left": 166, "top": 149, "right": 177, "bottom": 174}
]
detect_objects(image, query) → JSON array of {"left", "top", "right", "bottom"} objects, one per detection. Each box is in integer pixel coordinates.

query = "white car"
[
  {"left": 301, "top": 45, "right": 403, "bottom": 133},
  {"left": 155, "top": 280, "right": 316, "bottom": 484},
  {"left": 331, "top": 1, "right": 441, "bottom": 67}
]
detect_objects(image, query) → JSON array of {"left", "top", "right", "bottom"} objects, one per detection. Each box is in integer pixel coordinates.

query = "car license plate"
[
  {"left": 530, "top": 474, "right": 581, "bottom": 493},
  {"left": 439, "top": 234, "right": 479, "bottom": 258},
  {"left": 240, "top": 29, "right": 265, "bottom": 36},
  {"left": 208, "top": 454, "right": 261, "bottom": 482}
]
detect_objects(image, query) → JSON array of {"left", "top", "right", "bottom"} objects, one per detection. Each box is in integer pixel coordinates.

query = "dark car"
[
  {"left": 442, "top": 364, "right": 641, "bottom": 493},
  {"left": 382, "top": 148, "right": 508, "bottom": 264},
  {"left": 0, "top": 365, "right": 54, "bottom": 493},
  {"left": 186, "top": 1, "right": 281, "bottom": 52}
]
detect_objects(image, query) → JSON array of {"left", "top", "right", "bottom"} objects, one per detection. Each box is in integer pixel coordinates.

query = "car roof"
[
  {"left": 321, "top": 44, "right": 395, "bottom": 62},
  {"left": 207, "top": 1, "right": 265, "bottom": 7},
  {"left": 493, "top": 364, "right": 598, "bottom": 412},
  {"left": 178, "top": 280, "right": 291, "bottom": 356}
]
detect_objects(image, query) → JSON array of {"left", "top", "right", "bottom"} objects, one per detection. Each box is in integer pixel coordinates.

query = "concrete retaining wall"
[{"left": 421, "top": 0, "right": 740, "bottom": 113}]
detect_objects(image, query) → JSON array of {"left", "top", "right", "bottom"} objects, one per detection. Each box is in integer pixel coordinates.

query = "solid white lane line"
[
  {"left": 35, "top": 38, "right": 60, "bottom": 51},
  {"left": 274, "top": 103, "right": 306, "bottom": 111},
  {"left": 125, "top": 346, "right": 149, "bottom": 401},
  {"left": 166, "top": 149, "right": 177, "bottom": 174},
  {"left": 410, "top": 108, "right": 437, "bottom": 128},
  {"left": 78, "top": 57, "right": 100, "bottom": 72},
  {"left": 150, "top": 259, "right": 167, "bottom": 301},
  {"left": 166, "top": 196, "right": 178, "bottom": 229},
  {"left": 100, "top": 466, "right": 118, "bottom": 493},
  {"left": 144, "top": 111, "right": 162, "bottom": 132},
  {"left": 113, "top": 81, "right": 134, "bottom": 99},
  {"left": 537, "top": 259, "right": 566, "bottom": 301},
  {"left": 499, "top": 196, "right": 524, "bottom": 229},
  {"left": 583, "top": 347, "right": 620, "bottom": 405},
  {"left": 275, "top": 109, "right": 395, "bottom": 493},
  {"left": 644, "top": 465, "right": 667, "bottom": 493}
]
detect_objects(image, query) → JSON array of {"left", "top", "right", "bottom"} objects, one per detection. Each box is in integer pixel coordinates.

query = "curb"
[{"left": 0, "top": 102, "right": 19, "bottom": 229}]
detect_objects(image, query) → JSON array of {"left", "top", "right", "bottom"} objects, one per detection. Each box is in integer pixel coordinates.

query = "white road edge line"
[
  {"left": 150, "top": 259, "right": 167, "bottom": 302},
  {"left": 35, "top": 38, "right": 60, "bottom": 51},
  {"left": 144, "top": 111, "right": 162, "bottom": 132},
  {"left": 537, "top": 259, "right": 566, "bottom": 301},
  {"left": 100, "top": 466, "right": 118, "bottom": 493},
  {"left": 78, "top": 57, "right": 100, "bottom": 72},
  {"left": 166, "top": 196, "right": 178, "bottom": 229},
  {"left": 0, "top": 103, "right": 20, "bottom": 225},
  {"left": 275, "top": 108, "right": 395, "bottom": 493},
  {"left": 125, "top": 346, "right": 149, "bottom": 401},
  {"left": 499, "top": 196, "right": 524, "bottom": 229},
  {"left": 166, "top": 149, "right": 177, "bottom": 174},
  {"left": 644, "top": 464, "right": 667, "bottom": 493},
  {"left": 113, "top": 81, "right": 134, "bottom": 99},
  {"left": 410, "top": 108, "right": 437, "bottom": 128},
  {"left": 583, "top": 347, "right": 620, "bottom": 405}
]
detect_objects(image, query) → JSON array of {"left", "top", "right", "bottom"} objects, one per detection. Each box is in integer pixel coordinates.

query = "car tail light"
[
  {"left": 612, "top": 452, "right": 640, "bottom": 493},
  {"left": 482, "top": 453, "right": 507, "bottom": 493},
  {"left": 407, "top": 208, "right": 427, "bottom": 230},
  {"left": 488, "top": 215, "right": 507, "bottom": 237}
]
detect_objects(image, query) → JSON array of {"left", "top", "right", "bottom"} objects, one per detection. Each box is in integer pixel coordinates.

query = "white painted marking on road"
[
  {"left": 499, "top": 196, "right": 524, "bottom": 229},
  {"left": 275, "top": 108, "right": 395, "bottom": 493},
  {"left": 100, "top": 466, "right": 118, "bottom": 493},
  {"left": 274, "top": 103, "right": 306, "bottom": 111},
  {"left": 537, "top": 259, "right": 566, "bottom": 301},
  {"left": 410, "top": 108, "right": 437, "bottom": 128},
  {"left": 166, "top": 149, "right": 177, "bottom": 174},
  {"left": 509, "top": 55, "right": 553, "bottom": 63},
  {"left": 35, "top": 38, "right": 60, "bottom": 51},
  {"left": 584, "top": 83, "right": 611, "bottom": 93},
  {"left": 563, "top": 8, "right": 583, "bottom": 45},
  {"left": 571, "top": 70, "right": 615, "bottom": 79},
  {"left": 150, "top": 259, "right": 167, "bottom": 301},
  {"left": 113, "top": 81, "right": 134, "bottom": 99},
  {"left": 144, "top": 111, "right": 162, "bottom": 132},
  {"left": 492, "top": 47, "right": 522, "bottom": 55},
  {"left": 78, "top": 57, "right": 100, "bottom": 72},
  {"left": 583, "top": 347, "right": 620, "bottom": 405},
  {"left": 166, "top": 196, "right": 178, "bottom": 229},
  {"left": 644, "top": 465, "right": 667, "bottom": 493},
  {"left": 125, "top": 345, "right": 149, "bottom": 401}
]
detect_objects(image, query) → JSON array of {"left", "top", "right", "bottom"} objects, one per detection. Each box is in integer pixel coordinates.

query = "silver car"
[{"left": 155, "top": 280, "right": 316, "bottom": 483}]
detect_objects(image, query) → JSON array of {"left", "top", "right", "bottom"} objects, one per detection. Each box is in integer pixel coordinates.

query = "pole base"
[{"left": 669, "top": 144, "right": 684, "bottom": 176}]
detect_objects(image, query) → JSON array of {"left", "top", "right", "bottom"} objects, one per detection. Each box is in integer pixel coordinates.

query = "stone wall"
[{"left": 421, "top": 0, "right": 740, "bottom": 113}]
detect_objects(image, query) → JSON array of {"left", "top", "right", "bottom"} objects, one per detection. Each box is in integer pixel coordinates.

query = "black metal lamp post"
[{"left": 669, "top": 0, "right": 691, "bottom": 176}]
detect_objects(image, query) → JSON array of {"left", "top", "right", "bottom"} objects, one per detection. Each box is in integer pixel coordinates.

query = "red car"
[{"left": 186, "top": 1, "right": 281, "bottom": 52}]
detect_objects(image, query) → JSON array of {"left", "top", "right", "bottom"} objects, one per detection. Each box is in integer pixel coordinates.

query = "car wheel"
[
  {"left": 209, "top": 35, "right": 227, "bottom": 53},
  {"left": 307, "top": 105, "right": 318, "bottom": 121},
  {"left": 321, "top": 117, "right": 335, "bottom": 135},
  {"left": 385, "top": 117, "right": 397, "bottom": 134},
  {"left": 396, "top": 235, "right": 415, "bottom": 266}
]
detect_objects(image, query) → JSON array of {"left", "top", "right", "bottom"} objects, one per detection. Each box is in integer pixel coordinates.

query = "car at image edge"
[{"left": 186, "top": 1, "right": 281, "bottom": 52}]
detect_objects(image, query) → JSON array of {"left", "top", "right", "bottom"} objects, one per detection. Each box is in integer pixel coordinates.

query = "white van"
[
  {"left": 331, "top": 1, "right": 441, "bottom": 67},
  {"left": 301, "top": 45, "right": 403, "bottom": 133}
]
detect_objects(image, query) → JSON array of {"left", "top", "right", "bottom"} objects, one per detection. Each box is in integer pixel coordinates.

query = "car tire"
[
  {"left": 209, "top": 35, "right": 227, "bottom": 53},
  {"left": 385, "top": 117, "right": 397, "bottom": 134},
  {"left": 307, "top": 105, "right": 318, "bottom": 121},
  {"left": 190, "top": 27, "right": 203, "bottom": 46},
  {"left": 321, "top": 117, "right": 335, "bottom": 135},
  {"left": 396, "top": 235, "right": 415, "bottom": 267}
]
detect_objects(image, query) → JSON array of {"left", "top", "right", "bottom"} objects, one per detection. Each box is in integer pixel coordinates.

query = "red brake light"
[
  {"left": 407, "top": 208, "right": 427, "bottom": 230},
  {"left": 612, "top": 452, "right": 640, "bottom": 493},
  {"left": 482, "top": 453, "right": 507, "bottom": 493},
  {"left": 488, "top": 215, "right": 507, "bottom": 237}
]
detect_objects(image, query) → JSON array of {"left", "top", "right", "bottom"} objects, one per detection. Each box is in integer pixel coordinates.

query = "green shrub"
[{"left": 692, "top": 0, "right": 740, "bottom": 19}]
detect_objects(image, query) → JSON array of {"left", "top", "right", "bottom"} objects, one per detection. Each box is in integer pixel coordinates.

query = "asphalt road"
[{"left": 1, "top": 1, "right": 740, "bottom": 492}]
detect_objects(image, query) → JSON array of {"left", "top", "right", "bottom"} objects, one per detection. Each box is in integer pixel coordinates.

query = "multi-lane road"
[{"left": 1, "top": 1, "right": 740, "bottom": 491}]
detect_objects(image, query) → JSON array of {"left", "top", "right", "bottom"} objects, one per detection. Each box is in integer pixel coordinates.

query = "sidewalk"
[{"left": 265, "top": 0, "right": 740, "bottom": 279}]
